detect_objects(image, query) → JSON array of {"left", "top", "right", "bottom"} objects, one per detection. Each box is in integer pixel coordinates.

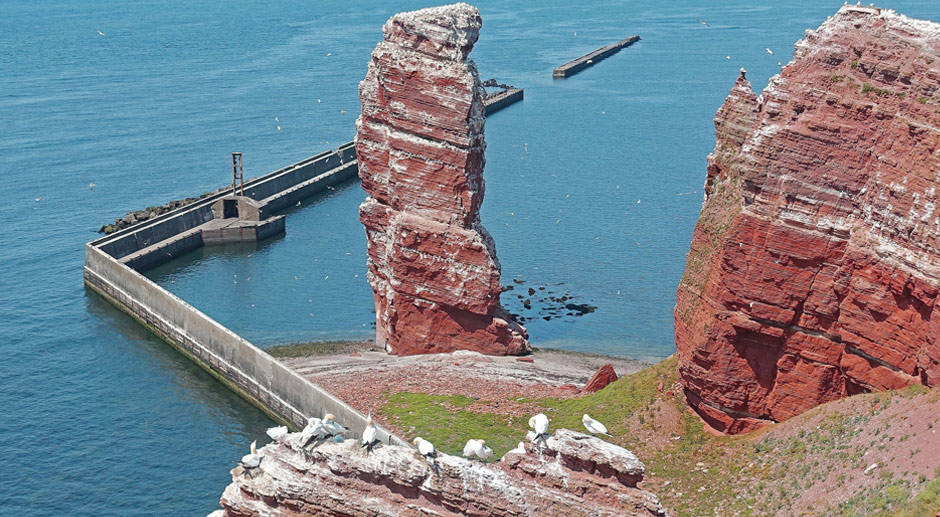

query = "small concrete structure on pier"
[
  {"left": 553, "top": 35, "right": 641, "bottom": 78},
  {"left": 484, "top": 87, "right": 524, "bottom": 115}
]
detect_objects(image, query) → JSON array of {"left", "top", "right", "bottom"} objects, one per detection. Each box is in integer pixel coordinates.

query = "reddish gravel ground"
[{"left": 278, "top": 344, "right": 647, "bottom": 434}]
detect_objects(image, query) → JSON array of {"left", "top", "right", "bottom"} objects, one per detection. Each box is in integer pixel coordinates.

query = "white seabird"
[
  {"left": 300, "top": 416, "right": 324, "bottom": 448},
  {"left": 765, "top": 48, "right": 774, "bottom": 55},
  {"left": 463, "top": 439, "right": 494, "bottom": 460},
  {"left": 361, "top": 414, "right": 380, "bottom": 453},
  {"left": 413, "top": 436, "right": 437, "bottom": 460},
  {"left": 239, "top": 440, "right": 263, "bottom": 470},
  {"left": 504, "top": 441, "right": 527, "bottom": 459},
  {"left": 322, "top": 413, "right": 348, "bottom": 439},
  {"left": 582, "top": 414, "right": 613, "bottom": 437},
  {"left": 525, "top": 430, "right": 538, "bottom": 442},
  {"left": 266, "top": 425, "right": 289, "bottom": 442},
  {"left": 529, "top": 413, "right": 549, "bottom": 436}
]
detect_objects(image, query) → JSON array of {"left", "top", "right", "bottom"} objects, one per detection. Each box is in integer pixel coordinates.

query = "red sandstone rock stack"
[
  {"left": 675, "top": 5, "right": 940, "bottom": 434},
  {"left": 217, "top": 429, "right": 665, "bottom": 516},
  {"left": 356, "top": 4, "right": 528, "bottom": 356}
]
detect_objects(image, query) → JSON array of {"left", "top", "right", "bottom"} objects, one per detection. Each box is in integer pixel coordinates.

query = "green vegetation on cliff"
[{"left": 378, "top": 356, "right": 940, "bottom": 515}]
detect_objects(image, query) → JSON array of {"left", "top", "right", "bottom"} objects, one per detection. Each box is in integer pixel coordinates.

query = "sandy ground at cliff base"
[{"left": 276, "top": 341, "right": 648, "bottom": 420}]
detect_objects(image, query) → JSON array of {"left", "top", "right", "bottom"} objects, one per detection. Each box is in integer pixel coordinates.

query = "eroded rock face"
[
  {"left": 675, "top": 5, "right": 940, "bottom": 434},
  {"left": 216, "top": 429, "right": 665, "bottom": 516},
  {"left": 356, "top": 3, "right": 528, "bottom": 355}
]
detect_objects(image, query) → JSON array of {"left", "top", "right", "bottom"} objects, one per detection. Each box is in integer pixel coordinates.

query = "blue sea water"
[{"left": 2, "top": 0, "right": 935, "bottom": 514}]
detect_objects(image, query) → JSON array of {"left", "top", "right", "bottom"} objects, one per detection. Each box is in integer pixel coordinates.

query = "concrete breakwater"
[
  {"left": 553, "top": 35, "right": 641, "bottom": 78},
  {"left": 100, "top": 88, "right": 522, "bottom": 236},
  {"left": 83, "top": 85, "right": 525, "bottom": 447},
  {"left": 483, "top": 87, "right": 524, "bottom": 115},
  {"left": 84, "top": 143, "right": 406, "bottom": 446}
]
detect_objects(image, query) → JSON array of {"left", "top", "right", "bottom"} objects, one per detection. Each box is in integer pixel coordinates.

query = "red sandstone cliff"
[
  {"left": 216, "top": 429, "right": 665, "bottom": 516},
  {"left": 675, "top": 5, "right": 940, "bottom": 434},
  {"left": 356, "top": 3, "right": 529, "bottom": 356}
]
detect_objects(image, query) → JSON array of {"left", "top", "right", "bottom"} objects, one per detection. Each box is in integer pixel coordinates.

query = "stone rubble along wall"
[
  {"left": 675, "top": 5, "right": 940, "bottom": 434},
  {"left": 355, "top": 3, "right": 528, "bottom": 356},
  {"left": 217, "top": 429, "right": 666, "bottom": 516}
]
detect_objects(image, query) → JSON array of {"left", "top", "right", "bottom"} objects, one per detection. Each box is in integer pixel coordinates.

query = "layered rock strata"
[
  {"left": 217, "top": 429, "right": 665, "bottom": 516},
  {"left": 356, "top": 4, "right": 528, "bottom": 355},
  {"left": 675, "top": 5, "right": 940, "bottom": 434}
]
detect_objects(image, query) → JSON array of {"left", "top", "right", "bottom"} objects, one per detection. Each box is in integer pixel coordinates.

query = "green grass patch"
[
  {"left": 862, "top": 82, "right": 891, "bottom": 96},
  {"left": 900, "top": 476, "right": 940, "bottom": 516},
  {"left": 382, "top": 392, "right": 518, "bottom": 460},
  {"left": 533, "top": 355, "right": 678, "bottom": 435}
]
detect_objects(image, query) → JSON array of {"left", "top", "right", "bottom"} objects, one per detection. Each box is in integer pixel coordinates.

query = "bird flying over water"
[
  {"left": 765, "top": 48, "right": 774, "bottom": 55},
  {"left": 582, "top": 414, "right": 613, "bottom": 437},
  {"left": 266, "top": 425, "right": 288, "bottom": 442},
  {"left": 89, "top": 182, "right": 97, "bottom": 190},
  {"left": 96, "top": 29, "right": 107, "bottom": 37},
  {"left": 696, "top": 19, "right": 710, "bottom": 27}
]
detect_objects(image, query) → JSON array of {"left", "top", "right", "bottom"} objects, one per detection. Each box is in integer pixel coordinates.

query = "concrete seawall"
[
  {"left": 84, "top": 246, "right": 404, "bottom": 445},
  {"left": 553, "top": 35, "right": 641, "bottom": 78},
  {"left": 84, "top": 144, "right": 407, "bottom": 446},
  {"left": 484, "top": 88, "right": 524, "bottom": 115},
  {"left": 94, "top": 143, "right": 358, "bottom": 272}
]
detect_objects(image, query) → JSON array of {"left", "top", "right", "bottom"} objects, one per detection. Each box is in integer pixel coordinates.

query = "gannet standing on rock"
[
  {"left": 266, "top": 425, "right": 288, "bottom": 442},
  {"left": 300, "top": 416, "right": 325, "bottom": 448},
  {"left": 413, "top": 437, "right": 437, "bottom": 460},
  {"left": 361, "top": 415, "right": 380, "bottom": 453},
  {"left": 462, "top": 439, "right": 494, "bottom": 461},
  {"left": 582, "top": 414, "right": 613, "bottom": 437},
  {"left": 322, "top": 414, "right": 348, "bottom": 440},
  {"left": 237, "top": 440, "right": 263, "bottom": 477},
  {"left": 528, "top": 413, "right": 550, "bottom": 446}
]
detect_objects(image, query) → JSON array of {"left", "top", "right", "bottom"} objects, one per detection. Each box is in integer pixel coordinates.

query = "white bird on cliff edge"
[
  {"left": 300, "top": 416, "right": 324, "bottom": 447},
  {"left": 504, "top": 441, "right": 527, "bottom": 459},
  {"left": 322, "top": 413, "right": 349, "bottom": 438},
  {"left": 413, "top": 436, "right": 437, "bottom": 460},
  {"left": 266, "top": 425, "right": 289, "bottom": 442},
  {"left": 582, "top": 414, "right": 613, "bottom": 437},
  {"left": 463, "top": 439, "right": 494, "bottom": 460},
  {"left": 361, "top": 414, "right": 380, "bottom": 453},
  {"left": 529, "top": 413, "right": 550, "bottom": 444},
  {"left": 239, "top": 440, "right": 263, "bottom": 470}
]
